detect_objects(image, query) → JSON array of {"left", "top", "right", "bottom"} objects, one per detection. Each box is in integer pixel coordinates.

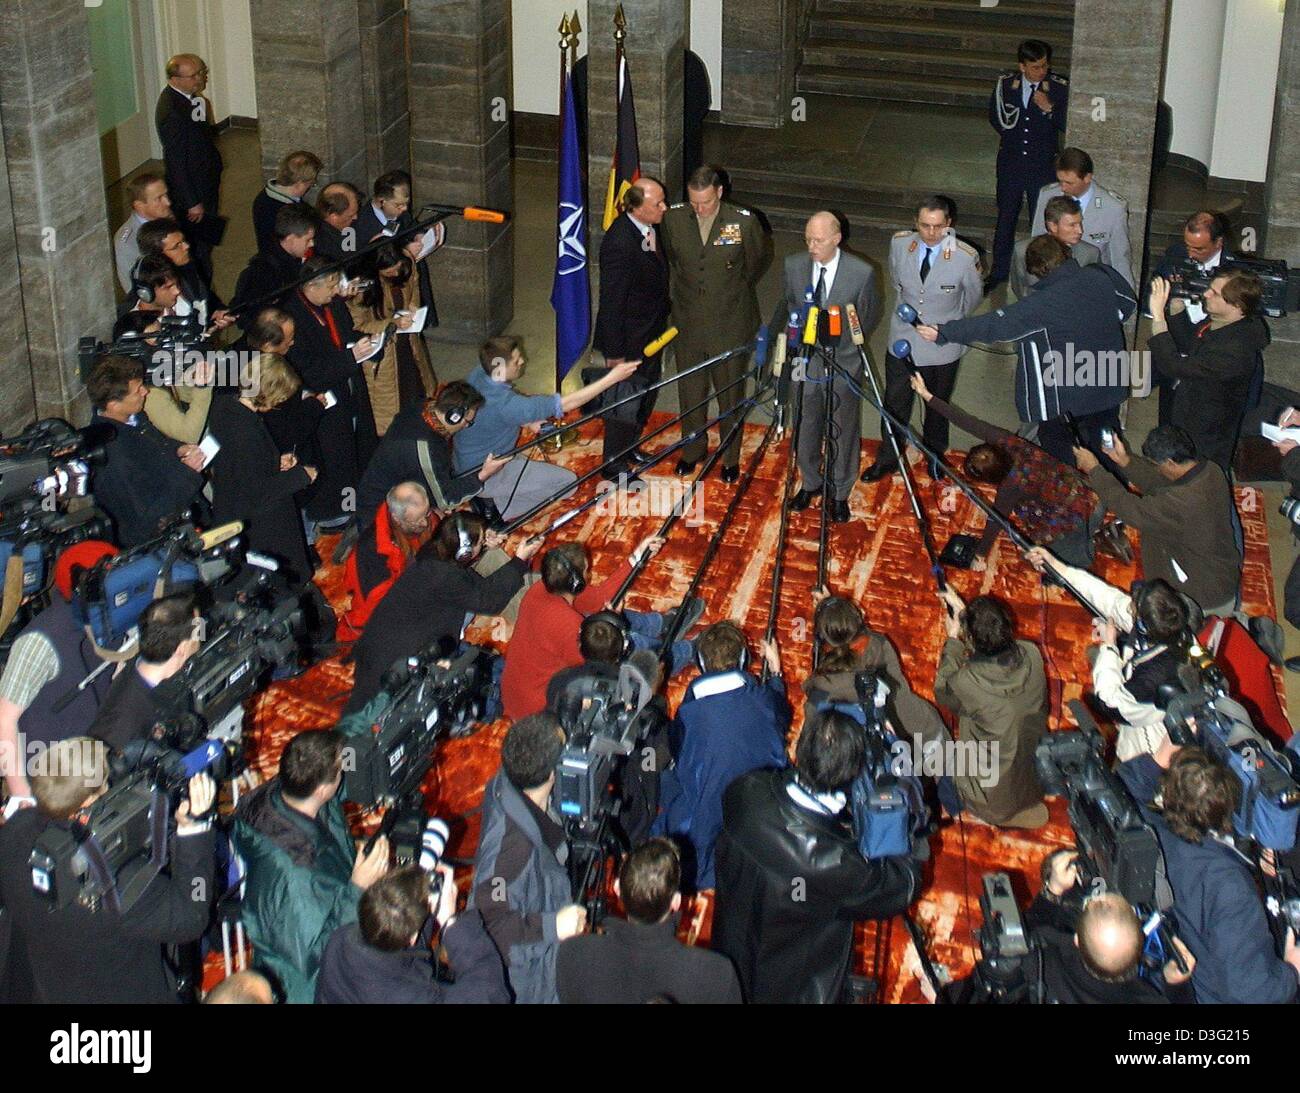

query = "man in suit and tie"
[
  {"left": 660, "top": 165, "right": 769, "bottom": 482},
  {"left": 1011, "top": 195, "right": 1101, "bottom": 299},
  {"left": 861, "top": 196, "right": 983, "bottom": 484},
  {"left": 592, "top": 177, "right": 672, "bottom": 489},
  {"left": 155, "top": 54, "right": 223, "bottom": 281},
  {"left": 1030, "top": 147, "right": 1134, "bottom": 288},
  {"left": 776, "top": 211, "right": 880, "bottom": 523}
]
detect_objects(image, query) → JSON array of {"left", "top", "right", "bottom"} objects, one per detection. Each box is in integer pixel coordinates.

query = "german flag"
[{"left": 601, "top": 53, "right": 641, "bottom": 230}]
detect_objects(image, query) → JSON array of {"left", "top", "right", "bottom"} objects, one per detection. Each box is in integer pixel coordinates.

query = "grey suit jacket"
[
  {"left": 776, "top": 249, "right": 879, "bottom": 359},
  {"left": 1010, "top": 237, "right": 1101, "bottom": 300},
  {"left": 1031, "top": 180, "right": 1133, "bottom": 287},
  {"left": 887, "top": 230, "right": 983, "bottom": 366}
]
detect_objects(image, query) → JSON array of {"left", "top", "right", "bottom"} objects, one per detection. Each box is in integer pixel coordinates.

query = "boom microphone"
[
  {"left": 896, "top": 303, "right": 921, "bottom": 328},
  {"left": 462, "top": 207, "right": 506, "bottom": 223},
  {"left": 643, "top": 327, "right": 679, "bottom": 357}
]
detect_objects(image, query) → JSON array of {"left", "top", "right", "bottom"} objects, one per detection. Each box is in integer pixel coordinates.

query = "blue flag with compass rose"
[{"left": 551, "top": 67, "right": 591, "bottom": 384}]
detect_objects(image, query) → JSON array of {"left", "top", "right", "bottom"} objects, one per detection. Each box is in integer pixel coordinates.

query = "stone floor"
[{"left": 104, "top": 122, "right": 1300, "bottom": 714}]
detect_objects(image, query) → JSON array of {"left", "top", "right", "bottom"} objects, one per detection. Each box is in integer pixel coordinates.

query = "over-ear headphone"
[
  {"left": 450, "top": 513, "right": 477, "bottom": 562},
  {"left": 696, "top": 620, "right": 749, "bottom": 673},
  {"left": 552, "top": 547, "right": 587, "bottom": 596},
  {"left": 581, "top": 610, "right": 632, "bottom": 661},
  {"left": 437, "top": 386, "right": 474, "bottom": 426},
  {"left": 130, "top": 257, "right": 154, "bottom": 304}
]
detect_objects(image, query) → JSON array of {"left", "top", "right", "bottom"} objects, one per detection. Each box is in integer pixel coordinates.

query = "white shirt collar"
[
  {"left": 687, "top": 670, "right": 747, "bottom": 701},
  {"left": 1077, "top": 183, "right": 1096, "bottom": 212},
  {"left": 170, "top": 84, "right": 198, "bottom": 106},
  {"left": 812, "top": 249, "right": 841, "bottom": 295},
  {"left": 628, "top": 214, "right": 652, "bottom": 239},
  {"left": 1021, "top": 78, "right": 1041, "bottom": 107},
  {"left": 372, "top": 202, "right": 390, "bottom": 226},
  {"left": 1200, "top": 248, "right": 1223, "bottom": 271}
]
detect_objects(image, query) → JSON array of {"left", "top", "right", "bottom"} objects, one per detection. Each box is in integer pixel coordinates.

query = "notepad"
[
  {"left": 1261, "top": 423, "right": 1300, "bottom": 444},
  {"left": 197, "top": 432, "right": 221, "bottom": 469},
  {"left": 415, "top": 224, "right": 444, "bottom": 261},
  {"left": 398, "top": 306, "right": 428, "bottom": 334}
]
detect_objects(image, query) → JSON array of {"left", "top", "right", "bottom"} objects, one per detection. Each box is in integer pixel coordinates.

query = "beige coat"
[
  {"left": 347, "top": 267, "right": 436, "bottom": 435},
  {"left": 144, "top": 385, "right": 213, "bottom": 445}
]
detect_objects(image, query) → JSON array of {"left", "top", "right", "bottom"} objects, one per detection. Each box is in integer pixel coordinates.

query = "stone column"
[
  {"left": 358, "top": 0, "right": 411, "bottom": 184},
  {"left": 0, "top": 108, "right": 36, "bottom": 435},
  {"left": 1263, "top": 0, "right": 1300, "bottom": 262},
  {"left": 1064, "top": 0, "right": 1171, "bottom": 288},
  {"left": 0, "top": 0, "right": 116, "bottom": 425},
  {"left": 249, "top": 0, "right": 368, "bottom": 184},
  {"left": 587, "top": 0, "right": 687, "bottom": 247},
  {"left": 409, "top": 0, "right": 513, "bottom": 340},
  {"left": 720, "top": 0, "right": 801, "bottom": 129}
]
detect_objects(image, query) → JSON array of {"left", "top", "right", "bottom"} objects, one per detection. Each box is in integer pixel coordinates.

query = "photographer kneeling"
[
  {"left": 470, "top": 712, "right": 588, "bottom": 1004},
  {"left": 233, "top": 728, "right": 390, "bottom": 1003},
  {"left": 0, "top": 738, "right": 216, "bottom": 1003},
  {"left": 1118, "top": 740, "right": 1300, "bottom": 1003},
  {"left": 316, "top": 863, "right": 509, "bottom": 1004}
]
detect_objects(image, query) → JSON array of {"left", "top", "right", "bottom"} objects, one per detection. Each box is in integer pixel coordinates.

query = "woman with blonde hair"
[
  {"left": 348, "top": 240, "right": 437, "bottom": 434},
  {"left": 205, "top": 353, "right": 319, "bottom": 583}
]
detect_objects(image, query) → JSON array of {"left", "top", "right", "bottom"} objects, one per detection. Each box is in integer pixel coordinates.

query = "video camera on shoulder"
[
  {"left": 78, "top": 314, "right": 211, "bottom": 382},
  {"left": 1167, "top": 255, "right": 1296, "bottom": 317}
]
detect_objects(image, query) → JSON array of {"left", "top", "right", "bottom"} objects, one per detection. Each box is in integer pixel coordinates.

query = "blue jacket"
[
  {"left": 453, "top": 368, "right": 563, "bottom": 475},
  {"left": 654, "top": 670, "right": 790, "bottom": 889},
  {"left": 1118, "top": 755, "right": 1297, "bottom": 1004}
]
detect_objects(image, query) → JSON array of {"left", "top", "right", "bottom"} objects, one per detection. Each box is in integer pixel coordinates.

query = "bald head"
[
  {"left": 1076, "top": 893, "right": 1143, "bottom": 982},
  {"left": 386, "top": 482, "right": 431, "bottom": 534},
  {"left": 804, "top": 211, "right": 842, "bottom": 265},
  {"left": 318, "top": 182, "right": 361, "bottom": 230},
  {"left": 166, "top": 54, "right": 209, "bottom": 96},
  {"left": 203, "top": 970, "right": 274, "bottom": 1004}
]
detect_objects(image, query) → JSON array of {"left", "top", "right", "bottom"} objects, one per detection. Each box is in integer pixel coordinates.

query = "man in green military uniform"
[{"left": 660, "top": 166, "right": 770, "bottom": 482}]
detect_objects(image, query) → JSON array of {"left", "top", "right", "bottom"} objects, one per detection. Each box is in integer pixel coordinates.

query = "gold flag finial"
[
  {"left": 558, "top": 12, "right": 570, "bottom": 40},
  {"left": 570, "top": 9, "right": 582, "bottom": 36},
  {"left": 614, "top": 3, "right": 626, "bottom": 40}
]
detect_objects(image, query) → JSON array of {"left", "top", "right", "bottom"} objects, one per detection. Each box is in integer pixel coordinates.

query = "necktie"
[
  {"left": 815, "top": 265, "right": 827, "bottom": 307},
  {"left": 920, "top": 246, "right": 933, "bottom": 282}
]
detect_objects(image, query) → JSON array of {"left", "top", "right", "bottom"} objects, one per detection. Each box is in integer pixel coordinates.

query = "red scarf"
[{"left": 299, "top": 290, "right": 343, "bottom": 349}]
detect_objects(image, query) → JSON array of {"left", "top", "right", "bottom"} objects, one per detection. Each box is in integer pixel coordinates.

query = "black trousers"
[
  {"left": 873, "top": 355, "right": 961, "bottom": 467},
  {"left": 1036, "top": 406, "right": 1123, "bottom": 473},
  {"left": 991, "top": 154, "right": 1056, "bottom": 282},
  {"left": 601, "top": 349, "right": 663, "bottom": 473}
]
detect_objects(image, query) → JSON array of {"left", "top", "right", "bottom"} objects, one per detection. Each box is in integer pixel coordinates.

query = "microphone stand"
[
  {"left": 829, "top": 358, "right": 1102, "bottom": 618},
  {"left": 659, "top": 412, "right": 781, "bottom": 653},
  {"left": 501, "top": 360, "right": 765, "bottom": 535},
  {"left": 608, "top": 395, "right": 761, "bottom": 610},
  {"left": 763, "top": 358, "right": 804, "bottom": 684}
]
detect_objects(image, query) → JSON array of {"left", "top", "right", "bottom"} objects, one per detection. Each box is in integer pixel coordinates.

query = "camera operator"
[
  {"left": 344, "top": 511, "right": 540, "bottom": 713},
  {"left": 1075, "top": 425, "right": 1242, "bottom": 617},
  {"left": 136, "top": 216, "right": 233, "bottom": 333},
  {"left": 1027, "top": 547, "right": 1190, "bottom": 760},
  {"left": 114, "top": 255, "right": 184, "bottom": 338},
  {"left": 0, "top": 738, "right": 216, "bottom": 1003},
  {"left": 470, "top": 712, "right": 588, "bottom": 1004},
  {"left": 712, "top": 708, "right": 923, "bottom": 1003},
  {"left": 500, "top": 539, "right": 701, "bottom": 721},
  {"left": 1148, "top": 269, "right": 1267, "bottom": 474},
  {"left": 0, "top": 541, "right": 118, "bottom": 802},
  {"left": 336, "top": 481, "right": 433, "bottom": 641},
  {"left": 557, "top": 838, "right": 742, "bottom": 1003},
  {"left": 232, "top": 728, "right": 390, "bottom": 1004},
  {"left": 653, "top": 621, "right": 790, "bottom": 890},
  {"left": 934, "top": 588, "right": 1049, "bottom": 828},
  {"left": 315, "top": 864, "right": 510, "bottom": 1004},
  {"left": 1118, "top": 740, "right": 1300, "bottom": 1003},
  {"left": 87, "top": 354, "right": 206, "bottom": 547},
  {"left": 88, "top": 593, "right": 201, "bottom": 753}
]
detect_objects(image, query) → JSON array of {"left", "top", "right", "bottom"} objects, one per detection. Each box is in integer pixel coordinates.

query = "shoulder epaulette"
[
  {"left": 1049, "top": 73, "right": 1069, "bottom": 85},
  {"left": 893, "top": 229, "right": 912, "bottom": 238},
  {"left": 955, "top": 239, "right": 978, "bottom": 260},
  {"left": 669, "top": 202, "right": 686, "bottom": 209},
  {"left": 1103, "top": 186, "right": 1126, "bottom": 203},
  {"left": 737, "top": 207, "right": 751, "bottom": 216}
]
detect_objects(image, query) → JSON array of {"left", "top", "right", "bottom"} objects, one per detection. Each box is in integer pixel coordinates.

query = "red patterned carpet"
[{"left": 215, "top": 411, "right": 1284, "bottom": 1002}]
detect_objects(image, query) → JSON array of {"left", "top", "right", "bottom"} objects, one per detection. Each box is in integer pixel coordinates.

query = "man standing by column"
[
  {"left": 987, "top": 39, "right": 1068, "bottom": 291},
  {"left": 156, "top": 54, "right": 224, "bottom": 281},
  {"left": 660, "top": 166, "right": 769, "bottom": 482},
  {"left": 592, "top": 177, "right": 671, "bottom": 490},
  {"left": 1030, "top": 147, "right": 1134, "bottom": 289},
  {"left": 861, "top": 196, "right": 983, "bottom": 483}
]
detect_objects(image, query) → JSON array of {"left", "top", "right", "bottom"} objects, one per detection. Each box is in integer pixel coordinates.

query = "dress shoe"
[
  {"left": 860, "top": 462, "right": 897, "bottom": 483},
  {"left": 788, "top": 488, "right": 816, "bottom": 512},
  {"left": 831, "top": 499, "right": 850, "bottom": 523},
  {"left": 1286, "top": 655, "right": 1300, "bottom": 674},
  {"left": 674, "top": 457, "right": 698, "bottom": 476},
  {"left": 719, "top": 464, "right": 740, "bottom": 484}
]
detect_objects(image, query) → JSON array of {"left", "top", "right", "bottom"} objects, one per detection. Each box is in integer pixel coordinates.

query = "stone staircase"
[{"left": 797, "top": 0, "right": 1076, "bottom": 109}]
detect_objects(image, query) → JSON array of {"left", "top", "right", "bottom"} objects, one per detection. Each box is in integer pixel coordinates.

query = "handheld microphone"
[
  {"left": 845, "top": 303, "right": 865, "bottom": 347},
  {"left": 801, "top": 307, "right": 821, "bottom": 348},
  {"left": 198, "top": 521, "right": 244, "bottom": 550},
  {"left": 773, "top": 332, "right": 788, "bottom": 374},
  {"left": 892, "top": 338, "right": 919, "bottom": 374},
  {"left": 827, "top": 306, "right": 842, "bottom": 339},
  {"left": 896, "top": 302, "right": 921, "bottom": 328},
  {"left": 643, "top": 327, "right": 679, "bottom": 358},
  {"left": 754, "top": 325, "right": 770, "bottom": 368}
]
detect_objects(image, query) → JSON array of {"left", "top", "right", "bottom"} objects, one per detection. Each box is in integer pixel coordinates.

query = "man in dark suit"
[
  {"left": 230, "top": 204, "right": 318, "bottom": 313},
  {"left": 774, "top": 211, "right": 880, "bottom": 522},
  {"left": 155, "top": 54, "right": 224, "bottom": 280},
  {"left": 592, "top": 177, "right": 672, "bottom": 488},
  {"left": 354, "top": 170, "right": 442, "bottom": 330}
]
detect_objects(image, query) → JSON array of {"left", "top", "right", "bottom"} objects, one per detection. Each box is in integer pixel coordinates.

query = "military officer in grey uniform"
[
  {"left": 1011, "top": 194, "right": 1100, "bottom": 299},
  {"left": 773, "top": 211, "right": 879, "bottom": 523},
  {"left": 1031, "top": 147, "right": 1133, "bottom": 288},
  {"left": 861, "top": 197, "right": 983, "bottom": 482},
  {"left": 660, "top": 166, "right": 770, "bottom": 481}
]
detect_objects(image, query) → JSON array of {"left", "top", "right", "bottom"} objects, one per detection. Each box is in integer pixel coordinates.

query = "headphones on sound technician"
[
  {"left": 581, "top": 610, "right": 633, "bottom": 661},
  {"left": 444, "top": 511, "right": 479, "bottom": 562},
  {"left": 695, "top": 620, "right": 750, "bottom": 673},
  {"left": 437, "top": 386, "right": 476, "bottom": 426},
  {"left": 129, "top": 257, "right": 157, "bottom": 304},
  {"left": 550, "top": 547, "right": 588, "bottom": 596}
]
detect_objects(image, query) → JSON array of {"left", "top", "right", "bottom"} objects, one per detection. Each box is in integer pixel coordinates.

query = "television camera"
[{"left": 1166, "top": 255, "right": 1296, "bottom": 317}]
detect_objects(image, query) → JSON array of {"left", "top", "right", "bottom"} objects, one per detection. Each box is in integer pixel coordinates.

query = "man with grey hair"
[
  {"left": 773, "top": 210, "right": 879, "bottom": 522},
  {"left": 156, "top": 53, "right": 223, "bottom": 278},
  {"left": 338, "top": 481, "right": 432, "bottom": 640},
  {"left": 1010, "top": 194, "right": 1100, "bottom": 299}
]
